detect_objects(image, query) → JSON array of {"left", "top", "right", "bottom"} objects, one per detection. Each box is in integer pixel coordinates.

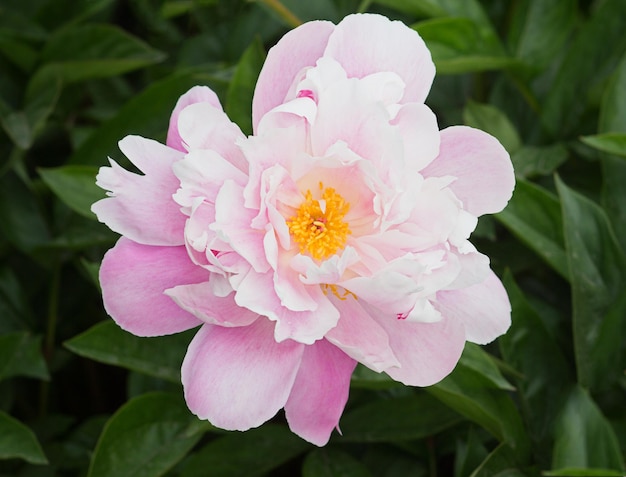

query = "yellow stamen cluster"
[
  {"left": 287, "top": 183, "right": 351, "bottom": 261},
  {"left": 322, "top": 284, "right": 357, "bottom": 301}
]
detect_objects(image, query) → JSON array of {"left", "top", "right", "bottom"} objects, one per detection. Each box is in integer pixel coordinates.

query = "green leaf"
[
  {"left": 600, "top": 53, "right": 626, "bottom": 251},
  {"left": 414, "top": 18, "right": 515, "bottom": 74},
  {"left": 303, "top": 448, "right": 372, "bottom": 477},
  {"left": 68, "top": 69, "right": 229, "bottom": 166},
  {"left": 463, "top": 101, "right": 521, "bottom": 154},
  {"left": 0, "top": 411, "right": 48, "bottom": 464},
  {"left": 556, "top": 176, "right": 626, "bottom": 390},
  {"left": 179, "top": 424, "right": 310, "bottom": 477},
  {"left": 27, "top": 24, "right": 165, "bottom": 99},
  {"left": 0, "top": 267, "right": 34, "bottom": 333},
  {"left": 428, "top": 360, "right": 528, "bottom": 454},
  {"left": 225, "top": 38, "right": 265, "bottom": 135},
  {"left": 371, "top": 0, "right": 446, "bottom": 17},
  {"left": 551, "top": 386, "right": 625, "bottom": 473},
  {"left": 39, "top": 166, "right": 104, "bottom": 219},
  {"left": 88, "top": 392, "right": 203, "bottom": 477},
  {"left": 339, "top": 393, "right": 461, "bottom": 442},
  {"left": 350, "top": 364, "right": 403, "bottom": 390},
  {"left": 581, "top": 133, "right": 626, "bottom": 158},
  {"left": 0, "top": 109, "right": 32, "bottom": 150},
  {"left": 499, "top": 272, "right": 573, "bottom": 461},
  {"left": 542, "top": 0, "right": 626, "bottom": 137},
  {"left": 65, "top": 321, "right": 194, "bottom": 383},
  {"left": 507, "top": 0, "right": 577, "bottom": 76},
  {"left": 469, "top": 443, "right": 523, "bottom": 477},
  {"left": 510, "top": 144, "right": 569, "bottom": 178},
  {"left": 458, "top": 343, "right": 514, "bottom": 392},
  {"left": 0, "top": 332, "right": 49, "bottom": 381},
  {"left": 544, "top": 469, "right": 624, "bottom": 476},
  {"left": 496, "top": 179, "right": 568, "bottom": 280},
  {"left": 454, "top": 427, "right": 488, "bottom": 477}
]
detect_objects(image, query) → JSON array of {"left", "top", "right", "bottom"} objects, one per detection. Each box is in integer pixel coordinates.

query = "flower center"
[{"left": 287, "top": 182, "right": 351, "bottom": 260}]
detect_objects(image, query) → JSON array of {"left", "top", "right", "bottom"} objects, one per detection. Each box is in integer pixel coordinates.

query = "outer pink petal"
[
  {"left": 324, "top": 297, "right": 400, "bottom": 372},
  {"left": 421, "top": 126, "right": 515, "bottom": 216},
  {"left": 372, "top": 304, "right": 466, "bottom": 386},
  {"left": 435, "top": 270, "right": 511, "bottom": 345},
  {"left": 92, "top": 136, "right": 186, "bottom": 246},
  {"left": 165, "top": 282, "right": 259, "bottom": 327},
  {"left": 100, "top": 238, "right": 206, "bottom": 336},
  {"left": 181, "top": 319, "right": 304, "bottom": 430},
  {"left": 324, "top": 13, "right": 435, "bottom": 104},
  {"left": 284, "top": 339, "right": 357, "bottom": 446},
  {"left": 167, "top": 86, "right": 222, "bottom": 152},
  {"left": 252, "top": 20, "right": 335, "bottom": 131}
]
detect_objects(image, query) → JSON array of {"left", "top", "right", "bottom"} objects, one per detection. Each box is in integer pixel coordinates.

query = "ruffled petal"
[
  {"left": 421, "top": 126, "right": 515, "bottom": 216},
  {"left": 167, "top": 86, "right": 222, "bottom": 152},
  {"left": 284, "top": 339, "right": 357, "bottom": 446},
  {"left": 177, "top": 102, "right": 247, "bottom": 171},
  {"left": 181, "top": 319, "right": 304, "bottom": 430},
  {"left": 100, "top": 238, "right": 206, "bottom": 336},
  {"left": 324, "top": 297, "right": 399, "bottom": 372},
  {"left": 324, "top": 13, "right": 435, "bottom": 104},
  {"left": 92, "top": 136, "right": 186, "bottom": 246},
  {"left": 372, "top": 304, "right": 466, "bottom": 386},
  {"left": 435, "top": 270, "right": 511, "bottom": 345},
  {"left": 165, "top": 281, "right": 259, "bottom": 327},
  {"left": 252, "top": 20, "right": 335, "bottom": 131}
]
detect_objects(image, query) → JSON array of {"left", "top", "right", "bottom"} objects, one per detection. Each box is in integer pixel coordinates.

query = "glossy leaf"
[
  {"left": 581, "top": 133, "right": 626, "bottom": 158},
  {"left": 303, "top": 448, "right": 372, "bottom": 477},
  {"left": 179, "top": 424, "right": 310, "bottom": 477},
  {"left": 470, "top": 443, "right": 523, "bottom": 477},
  {"left": 65, "top": 321, "right": 194, "bottom": 383},
  {"left": 496, "top": 179, "right": 568, "bottom": 280},
  {"left": 39, "top": 166, "right": 104, "bottom": 219},
  {"left": 510, "top": 144, "right": 568, "bottom": 178},
  {"left": 340, "top": 393, "right": 461, "bottom": 442},
  {"left": 225, "top": 38, "right": 265, "bottom": 135},
  {"left": 0, "top": 332, "right": 49, "bottom": 381},
  {"left": 0, "top": 411, "right": 48, "bottom": 464},
  {"left": 88, "top": 392, "right": 204, "bottom": 477},
  {"left": 551, "top": 386, "right": 624, "bottom": 473},
  {"left": 556, "top": 176, "right": 626, "bottom": 390},
  {"left": 414, "top": 17, "right": 515, "bottom": 74}
]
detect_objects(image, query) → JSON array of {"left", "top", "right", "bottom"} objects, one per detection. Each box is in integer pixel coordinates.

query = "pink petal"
[
  {"left": 284, "top": 339, "right": 357, "bottom": 446},
  {"left": 181, "top": 319, "right": 304, "bottom": 430},
  {"left": 325, "top": 297, "right": 400, "bottom": 372},
  {"left": 373, "top": 304, "right": 466, "bottom": 386},
  {"left": 435, "top": 270, "right": 511, "bottom": 345},
  {"left": 92, "top": 136, "right": 186, "bottom": 246},
  {"left": 391, "top": 103, "right": 440, "bottom": 171},
  {"left": 167, "top": 86, "right": 222, "bottom": 152},
  {"left": 252, "top": 20, "right": 335, "bottom": 131},
  {"left": 234, "top": 269, "right": 340, "bottom": 345},
  {"left": 177, "top": 102, "right": 247, "bottom": 171},
  {"left": 100, "top": 238, "right": 206, "bottom": 336},
  {"left": 421, "top": 126, "right": 514, "bottom": 216},
  {"left": 165, "top": 281, "right": 259, "bottom": 327},
  {"left": 324, "top": 13, "right": 435, "bottom": 104}
]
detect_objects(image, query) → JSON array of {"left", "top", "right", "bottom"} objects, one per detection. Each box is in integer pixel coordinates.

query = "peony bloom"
[{"left": 92, "top": 13, "right": 515, "bottom": 446}]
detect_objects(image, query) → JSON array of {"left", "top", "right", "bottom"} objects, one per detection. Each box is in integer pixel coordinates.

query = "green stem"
[
  {"left": 255, "top": 0, "right": 302, "bottom": 28},
  {"left": 40, "top": 265, "right": 61, "bottom": 417}
]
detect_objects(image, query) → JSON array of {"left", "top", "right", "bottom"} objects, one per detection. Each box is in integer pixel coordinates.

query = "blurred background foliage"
[{"left": 0, "top": 0, "right": 625, "bottom": 475}]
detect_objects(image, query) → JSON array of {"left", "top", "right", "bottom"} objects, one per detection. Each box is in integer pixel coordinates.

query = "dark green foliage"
[{"left": 0, "top": 0, "right": 624, "bottom": 475}]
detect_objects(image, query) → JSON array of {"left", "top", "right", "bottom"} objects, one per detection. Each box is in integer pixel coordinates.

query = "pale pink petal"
[
  {"left": 167, "top": 86, "right": 222, "bottom": 152},
  {"left": 234, "top": 269, "right": 340, "bottom": 345},
  {"left": 435, "top": 270, "right": 511, "bottom": 345},
  {"left": 165, "top": 282, "right": 259, "bottom": 327},
  {"left": 252, "top": 20, "right": 335, "bottom": 131},
  {"left": 391, "top": 103, "right": 440, "bottom": 171},
  {"left": 284, "top": 339, "right": 357, "bottom": 446},
  {"left": 324, "top": 297, "right": 399, "bottom": 372},
  {"left": 100, "top": 238, "right": 205, "bottom": 336},
  {"left": 181, "top": 319, "right": 304, "bottom": 430},
  {"left": 372, "top": 304, "right": 466, "bottom": 386},
  {"left": 421, "top": 126, "right": 514, "bottom": 216},
  {"left": 324, "top": 13, "right": 435, "bottom": 103},
  {"left": 92, "top": 136, "right": 186, "bottom": 246},
  {"left": 177, "top": 102, "right": 247, "bottom": 171}
]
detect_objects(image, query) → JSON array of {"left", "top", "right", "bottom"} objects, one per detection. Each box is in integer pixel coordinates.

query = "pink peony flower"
[{"left": 92, "top": 13, "right": 515, "bottom": 446}]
